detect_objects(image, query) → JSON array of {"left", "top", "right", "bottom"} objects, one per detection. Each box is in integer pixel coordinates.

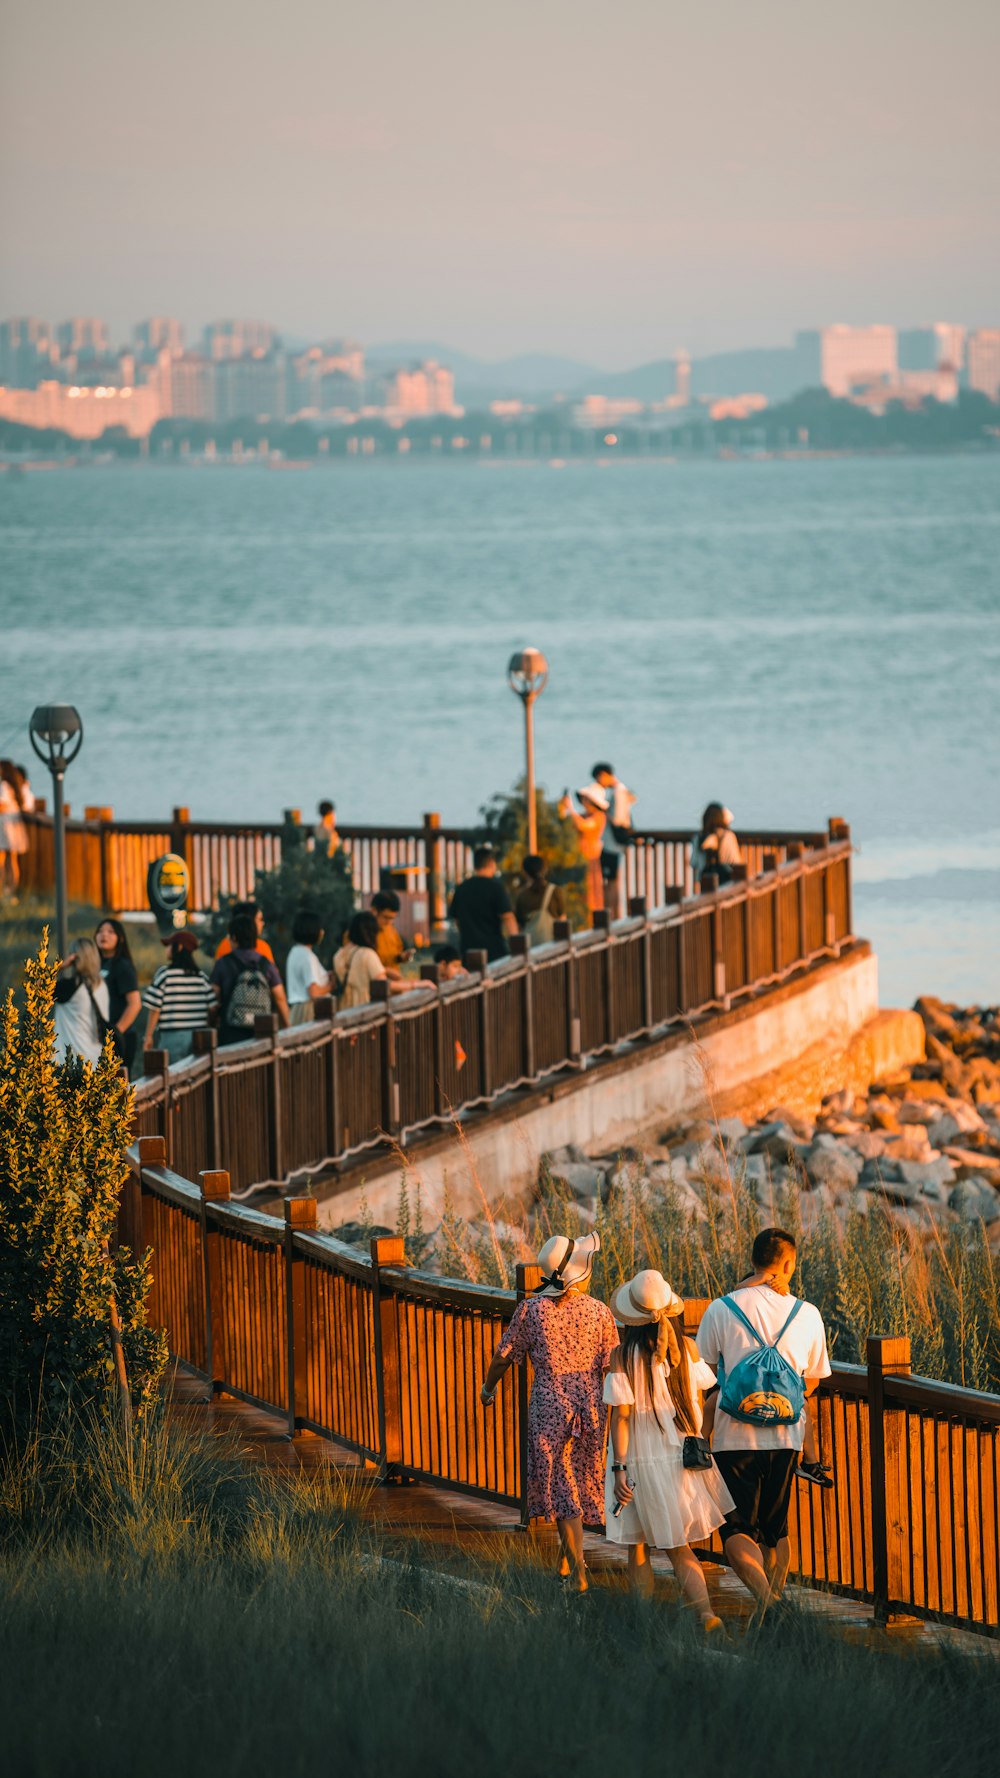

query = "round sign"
[{"left": 147, "top": 852, "right": 190, "bottom": 922}]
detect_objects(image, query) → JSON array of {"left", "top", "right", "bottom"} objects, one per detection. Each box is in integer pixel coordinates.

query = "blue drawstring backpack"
[{"left": 717, "top": 1296, "right": 806, "bottom": 1426}]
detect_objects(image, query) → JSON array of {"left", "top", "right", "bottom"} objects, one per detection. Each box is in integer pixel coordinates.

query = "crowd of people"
[
  {"left": 45, "top": 783, "right": 744, "bottom": 1073},
  {"left": 481, "top": 1225, "right": 831, "bottom": 1628}
]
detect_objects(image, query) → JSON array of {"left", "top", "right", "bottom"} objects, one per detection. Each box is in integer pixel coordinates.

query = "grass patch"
[
  {"left": 0, "top": 895, "right": 167, "bottom": 998},
  {"left": 0, "top": 1402, "right": 995, "bottom": 1777}
]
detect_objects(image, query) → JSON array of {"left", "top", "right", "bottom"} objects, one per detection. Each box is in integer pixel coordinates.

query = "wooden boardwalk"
[{"left": 169, "top": 1366, "right": 991, "bottom": 1652}]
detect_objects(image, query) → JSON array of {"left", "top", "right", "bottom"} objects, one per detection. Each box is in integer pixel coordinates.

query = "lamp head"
[
  {"left": 507, "top": 647, "right": 549, "bottom": 702},
  {"left": 29, "top": 705, "right": 84, "bottom": 775}
]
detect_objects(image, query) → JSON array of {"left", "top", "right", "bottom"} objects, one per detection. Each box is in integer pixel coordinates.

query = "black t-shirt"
[
  {"left": 101, "top": 953, "right": 139, "bottom": 1026},
  {"left": 448, "top": 875, "right": 513, "bottom": 963}
]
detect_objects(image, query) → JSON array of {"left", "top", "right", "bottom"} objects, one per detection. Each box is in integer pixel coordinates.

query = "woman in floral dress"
[{"left": 480, "top": 1233, "right": 618, "bottom": 1593}]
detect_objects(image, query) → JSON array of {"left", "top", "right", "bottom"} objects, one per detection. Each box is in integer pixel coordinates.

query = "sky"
[{"left": 1, "top": 0, "right": 998, "bottom": 367}]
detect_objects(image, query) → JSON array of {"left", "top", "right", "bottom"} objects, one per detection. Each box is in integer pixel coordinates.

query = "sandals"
[{"left": 796, "top": 1459, "right": 834, "bottom": 1490}]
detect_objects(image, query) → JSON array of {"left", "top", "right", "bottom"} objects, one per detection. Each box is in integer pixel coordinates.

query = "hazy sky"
[{"left": 2, "top": 0, "right": 997, "bottom": 366}]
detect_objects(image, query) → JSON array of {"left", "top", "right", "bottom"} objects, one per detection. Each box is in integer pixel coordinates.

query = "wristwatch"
[{"left": 611, "top": 1462, "right": 628, "bottom": 1473}]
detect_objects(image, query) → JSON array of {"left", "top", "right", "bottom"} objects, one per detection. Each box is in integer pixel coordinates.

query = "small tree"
[
  {"left": 0, "top": 936, "right": 166, "bottom": 1421},
  {"left": 206, "top": 844, "right": 355, "bottom": 971},
  {"left": 477, "top": 777, "right": 588, "bottom": 928}
]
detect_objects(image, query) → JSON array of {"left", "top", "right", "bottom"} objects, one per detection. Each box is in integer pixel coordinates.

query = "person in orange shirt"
[
  {"left": 371, "top": 890, "right": 409, "bottom": 976},
  {"left": 214, "top": 899, "right": 275, "bottom": 963},
  {"left": 558, "top": 785, "right": 609, "bottom": 923}
]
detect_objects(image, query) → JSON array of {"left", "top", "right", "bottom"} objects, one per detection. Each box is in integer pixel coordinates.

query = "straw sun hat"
[
  {"left": 535, "top": 1232, "right": 601, "bottom": 1297},
  {"left": 611, "top": 1269, "right": 684, "bottom": 1326},
  {"left": 577, "top": 782, "right": 611, "bottom": 811}
]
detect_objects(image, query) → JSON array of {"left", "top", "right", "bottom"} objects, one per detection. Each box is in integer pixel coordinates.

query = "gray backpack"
[{"left": 225, "top": 957, "right": 273, "bottom": 1031}]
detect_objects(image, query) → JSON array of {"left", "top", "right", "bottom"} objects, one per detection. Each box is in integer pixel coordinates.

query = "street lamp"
[
  {"left": 29, "top": 704, "right": 83, "bottom": 959},
  {"left": 507, "top": 648, "right": 548, "bottom": 853}
]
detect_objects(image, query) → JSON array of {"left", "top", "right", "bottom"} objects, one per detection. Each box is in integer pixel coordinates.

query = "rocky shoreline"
[{"left": 538, "top": 999, "right": 1000, "bottom": 1249}]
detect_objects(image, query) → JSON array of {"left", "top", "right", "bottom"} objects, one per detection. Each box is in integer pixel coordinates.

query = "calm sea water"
[{"left": 1, "top": 454, "right": 998, "bottom": 1006}]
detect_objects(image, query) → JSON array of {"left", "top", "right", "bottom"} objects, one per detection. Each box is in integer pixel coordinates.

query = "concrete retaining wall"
[{"left": 310, "top": 946, "right": 924, "bottom": 1232}]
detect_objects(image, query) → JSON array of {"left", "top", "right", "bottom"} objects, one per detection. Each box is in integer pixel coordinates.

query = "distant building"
[
  {"left": 204, "top": 319, "right": 277, "bottom": 361},
  {"left": 164, "top": 353, "right": 215, "bottom": 420},
  {"left": 373, "top": 360, "right": 458, "bottom": 416},
  {"left": 673, "top": 351, "right": 691, "bottom": 405},
  {"left": 55, "top": 317, "right": 110, "bottom": 361},
  {"left": 898, "top": 324, "right": 965, "bottom": 374},
  {"left": 287, "top": 341, "right": 364, "bottom": 415},
  {"left": 0, "top": 380, "right": 160, "bottom": 439},
  {"left": 213, "top": 351, "right": 286, "bottom": 422},
  {"left": 0, "top": 317, "right": 55, "bottom": 387},
  {"left": 571, "top": 395, "right": 644, "bottom": 428},
  {"left": 134, "top": 317, "right": 185, "bottom": 356},
  {"left": 966, "top": 329, "right": 1000, "bottom": 402},
  {"left": 850, "top": 370, "right": 959, "bottom": 412},
  {"left": 795, "top": 325, "right": 897, "bottom": 397},
  {"left": 707, "top": 393, "right": 769, "bottom": 421}
]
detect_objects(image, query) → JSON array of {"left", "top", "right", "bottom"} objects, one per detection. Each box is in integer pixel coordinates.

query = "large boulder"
[
  {"left": 803, "top": 1141, "right": 863, "bottom": 1194},
  {"left": 883, "top": 1125, "right": 937, "bottom": 1163},
  {"left": 895, "top": 1157, "right": 956, "bottom": 1201},
  {"left": 715, "top": 1116, "right": 749, "bottom": 1149},
  {"left": 928, "top": 1105, "right": 985, "bottom": 1147},
  {"left": 747, "top": 1122, "right": 809, "bottom": 1166},
  {"left": 949, "top": 1178, "right": 1000, "bottom": 1224},
  {"left": 546, "top": 1160, "right": 607, "bottom": 1201},
  {"left": 842, "top": 1130, "right": 888, "bottom": 1161}
]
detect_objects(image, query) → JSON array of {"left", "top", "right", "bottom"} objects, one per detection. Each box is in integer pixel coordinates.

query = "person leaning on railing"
[
  {"left": 690, "top": 803, "right": 741, "bottom": 889},
  {"left": 333, "top": 911, "right": 433, "bottom": 1008}
]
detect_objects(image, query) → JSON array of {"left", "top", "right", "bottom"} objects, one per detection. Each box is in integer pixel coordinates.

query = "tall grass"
[{"left": 0, "top": 1402, "right": 995, "bottom": 1778}]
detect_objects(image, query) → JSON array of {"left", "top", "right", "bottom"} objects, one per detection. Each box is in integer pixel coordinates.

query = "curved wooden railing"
[
  {"left": 123, "top": 1138, "right": 1000, "bottom": 1637},
  {"left": 131, "top": 836, "right": 854, "bottom": 1193},
  {"left": 19, "top": 801, "right": 833, "bottom": 916}
]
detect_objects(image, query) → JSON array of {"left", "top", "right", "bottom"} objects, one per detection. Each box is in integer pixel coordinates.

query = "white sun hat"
[
  {"left": 577, "top": 783, "right": 611, "bottom": 812},
  {"left": 535, "top": 1232, "right": 601, "bottom": 1297},
  {"left": 611, "top": 1269, "right": 685, "bottom": 1326}
]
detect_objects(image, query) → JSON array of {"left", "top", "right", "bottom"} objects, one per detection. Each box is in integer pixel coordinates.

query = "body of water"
[{"left": 1, "top": 453, "right": 998, "bottom": 1006}]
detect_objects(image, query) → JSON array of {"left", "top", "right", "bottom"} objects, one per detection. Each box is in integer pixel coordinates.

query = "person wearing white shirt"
[
  {"left": 696, "top": 1226, "right": 831, "bottom": 1610},
  {"left": 591, "top": 762, "right": 637, "bottom": 920},
  {"left": 285, "top": 908, "right": 332, "bottom": 1025}
]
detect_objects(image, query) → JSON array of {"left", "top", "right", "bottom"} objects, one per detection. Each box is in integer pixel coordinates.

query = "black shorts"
[
  {"left": 714, "top": 1450, "right": 797, "bottom": 1549},
  {"left": 600, "top": 851, "right": 621, "bottom": 883}
]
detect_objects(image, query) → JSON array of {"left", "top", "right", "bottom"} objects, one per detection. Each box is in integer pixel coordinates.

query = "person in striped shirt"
[{"left": 144, "top": 931, "right": 217, "bottom": 1065}]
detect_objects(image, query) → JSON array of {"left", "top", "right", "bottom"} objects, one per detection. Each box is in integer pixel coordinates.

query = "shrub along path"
[{"left": 169, "top": 1365, "right": 987, "bottom": 1652}]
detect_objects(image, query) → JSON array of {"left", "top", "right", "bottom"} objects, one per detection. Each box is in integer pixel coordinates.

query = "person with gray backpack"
[
  {"left": 210, "top": 911, "right": 291, "bottom": 1045},
  {"left": 696, "top": 1227, "right": 831, "bottom": 1614}
]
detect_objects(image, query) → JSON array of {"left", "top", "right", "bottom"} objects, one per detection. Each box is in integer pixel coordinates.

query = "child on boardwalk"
[{"left": 605, "top": 1270, "right": 734, "bottom": 1632}]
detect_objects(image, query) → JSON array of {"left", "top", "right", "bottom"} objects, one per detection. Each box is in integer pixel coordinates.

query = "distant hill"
[
  {"left": 366, "top": 340, "right": 602, "bottom": 403},
  {"left": 568, "top": 346, "right": 802, "bottom": 403}
]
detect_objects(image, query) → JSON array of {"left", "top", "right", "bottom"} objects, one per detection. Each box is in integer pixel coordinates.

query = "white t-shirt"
[
  {"left": 285, "top": 944, "right": 327, "bottom": 1005},
  {"left": 53, "top": 978, "right": 110, "bottom": 1069},
  {"left": 696, "top": 1284, "right": 831, "bottom": 1452},
  {"left": 333, "top": 943, "right": 386, "bottom": 1009}
]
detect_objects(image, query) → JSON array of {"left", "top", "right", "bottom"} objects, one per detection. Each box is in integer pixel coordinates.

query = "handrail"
[
  {"left": 130, "top": 836, "right": 855, "bottom": 1194},
  {"left": 124, "top": 1137, "right": 1000, "bottom": 1637}
]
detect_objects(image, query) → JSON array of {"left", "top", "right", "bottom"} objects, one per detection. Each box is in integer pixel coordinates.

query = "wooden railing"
[
  {"left": 20, "top": 801, "right": 832, "bottom": 918},
  {"left": 124, "top": 1136, "right": 1000, "bottom": 1636},
  {"left": 130, "top": 837, "right": 854, "bottom": 1193}
]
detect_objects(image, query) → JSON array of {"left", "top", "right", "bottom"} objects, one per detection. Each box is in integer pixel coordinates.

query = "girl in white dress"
[
  {"left": 605, "top": 1269, "right": 734, "bottom": 1632},
  {"left": 53, "top": 937, "right": 111, "bottom": 1068}
]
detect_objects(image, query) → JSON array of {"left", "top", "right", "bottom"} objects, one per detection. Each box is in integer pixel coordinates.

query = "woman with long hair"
[
  {"left": 333, "top": 911, "right": 431, "bottom": 1008},
  {"left": 605, "top": 1270, "right": 734, "bottom": 1630},
  {"left": 94, "top": 917, "right": 143, "bottom": 1071},
  {"left": 143, "top": 930, "right": 216, "bottom": 1064},
  {"left": 53, "top": 936, "right": 111, "bottom": 1068},
  {"left": 691, "top": 803, "right": 741, "bottom": 890}
]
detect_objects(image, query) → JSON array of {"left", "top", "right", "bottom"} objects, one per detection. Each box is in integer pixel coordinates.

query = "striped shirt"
[{"left": 145, "top": 964, "right": 216, "bottom": 1032}]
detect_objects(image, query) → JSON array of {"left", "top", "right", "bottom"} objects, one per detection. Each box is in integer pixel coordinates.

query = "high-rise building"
[
  {"left": 212, "top": 351, "right": 286, "bottom": 422},
  {"left": 795, "top": 325, "right": 897, "bottom": 396},
  {"left": 287, "top": 341, "right": 364, "bottom": 414},
  {"left": 674, "top": 350, "right": 691, "bottom": 405},
  {"left": 966, "top": 329, "right": 1000, "bottom": 402},
  {"left": 203, "top": 319, "right": 277, "bottom": 361},
  {"left": 56, "top": 317, "right": 110, "bottom": 360},
  {"left": 134, "top": 317, "right": 185, "bottom": 356},
  {"left": 163, "top": 353, "right": 215, "bottom": 420},
  {"left": 898, "top": 324, "right": 965, "bottom": 374},
  {"left": 374, "top": 360, "right": 457, "bottom": 416},
  {"left": 0, "top": 380, "right": 159, "bottom": 438},
  {"left": 0, "top": 317, "right": 55, "bottom": 387}
]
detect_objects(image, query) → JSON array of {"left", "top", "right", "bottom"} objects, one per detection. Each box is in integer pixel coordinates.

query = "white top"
[
  {"left": 602, "top": 1345, "right": 736, "bottom": 1550},
  {"left": 604, "top": 1348, "right": 716, "bottom": 1442},
  {"left": 286, "top": 943, "right": 328, "bottom": 1005},
  {"left": 53, "top": 978, "right": 110, "bottom": 1069},
  {"left": 696, "top": 1284, "right": 831, "bottom": 1452},
  {"left": 333, "top": 942, "right": 386, "bottom": 1009}
]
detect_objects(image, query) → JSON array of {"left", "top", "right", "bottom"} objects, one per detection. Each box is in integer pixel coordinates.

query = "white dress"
[{"left": 604, "top": 1350, "right": 735, "bottom": 1549}]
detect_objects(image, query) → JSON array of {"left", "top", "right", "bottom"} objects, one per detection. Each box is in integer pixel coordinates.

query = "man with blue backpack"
[{"left": 696, "top": 1227, "right": 831, "bottom": 1613}]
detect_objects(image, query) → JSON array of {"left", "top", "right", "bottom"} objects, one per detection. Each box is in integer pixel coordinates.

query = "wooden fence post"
[
  {"left": 423, "top": 811, "right": 445, "bottom": 930},
  {"left": 370, "top": 1235, "right": 407, "bottom": 1479},
  {"left": 552, "top": 920, "right": 581, "bottom": 1066},
  {"left": 515, "top": 1262, "right": 543, "bottom": 1526},
  {"left": 284, "top": 1196, "right": 318, "bottom": 1438},
  {"left": 199, "top": 1168, "right": 231, "bottom": 1397},
  {"left": 867, "top": 1333, "right": 911, "bottom": 1628},
  {"left": 145, "top": 1049, "right": 172, "bottom": 1161},
  {"left": 465, "top": 951, "right": 493, "bottom": 1098},
  {"left": 193, "top": 1028, "right": 220, "bottom": 1169},
  {"left": 311, "top": 998, "right": 340, "bottom": 1159},
  {"left": 254, "top": 1013, "right": 284, "bottom": 1181},
  {"left": 629, "top": 898, "right": 653, "bottom": 1034},
  {"left": 370, "top": 979, "right": 400, "bottom": 1136},
  {"left": 170, "top": 806, "right": 191, "bottom": 877},
  {"left": 507, "top": 934, "right": 535, "bottom": 1081}
]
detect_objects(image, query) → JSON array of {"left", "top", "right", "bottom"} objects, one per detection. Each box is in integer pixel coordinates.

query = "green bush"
[
  {"left": 0, "top": 936, "right": 166, "bottom": 1421},
  {"left": 205, "top": 842, "right": 355, "bottom": 972},
  {"left": 477, "top": 776, "right": 589, "bottom": 928}
]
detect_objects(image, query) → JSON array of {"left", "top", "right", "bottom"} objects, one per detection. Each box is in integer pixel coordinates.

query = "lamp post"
[
  {"left": 507, "top": 648, "right": 548, "bottom": 854},
  {"left": 29, "top": 705, "right": 83, "bottom": 959}
]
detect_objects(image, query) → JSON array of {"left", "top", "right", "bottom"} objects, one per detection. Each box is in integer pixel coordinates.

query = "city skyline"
[{"left": 2, "top": 0, "right": 998, "bottom": 366}]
